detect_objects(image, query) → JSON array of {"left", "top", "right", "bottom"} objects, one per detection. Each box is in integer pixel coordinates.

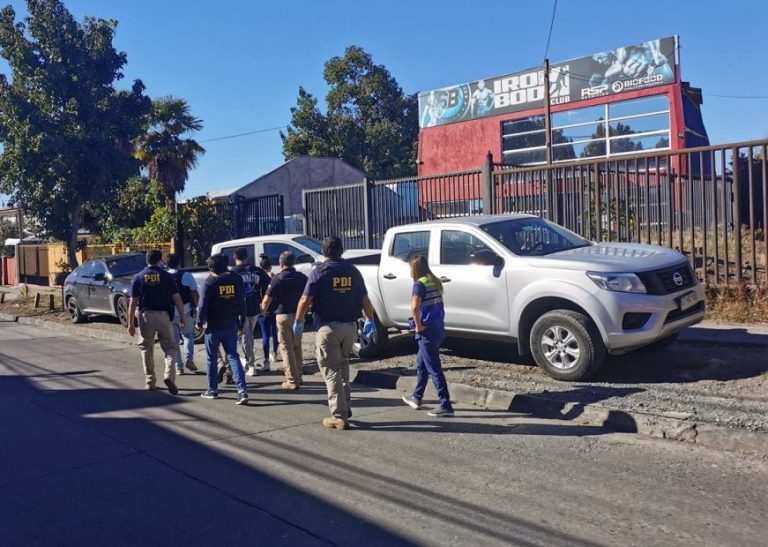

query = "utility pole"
[
  {"left": 543, "top": 59, "right": 557, "bottom": 222},
  {"left": 543, "top": 58, "right": 553, "bottom": 166}
]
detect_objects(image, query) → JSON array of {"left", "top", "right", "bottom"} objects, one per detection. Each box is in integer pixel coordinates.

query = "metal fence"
[
  {"left": 303, "top": 171, "right": 484, "bottom": 250},
  {"left": 179, "top": 194, "right": 285, "bottom": 266},
  {"left": 493, "top": 140, "right": 768, "bottom": 286},
  {"left": 302, "top": 140, "right": 767, "bottom": 286}
]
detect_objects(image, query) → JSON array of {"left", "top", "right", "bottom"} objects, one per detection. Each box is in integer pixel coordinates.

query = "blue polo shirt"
[
  {"left": 266, "top": 268, "right": 308, "bottom": 315},
  {"left": 129, "top": 265, "right": 178, "bottom": 313},
  {"left": 197, "top": 272, "right": 246, "bottom": 332},
  {"left": 303, "top": 259, "right": 366, "bottom": 323}
]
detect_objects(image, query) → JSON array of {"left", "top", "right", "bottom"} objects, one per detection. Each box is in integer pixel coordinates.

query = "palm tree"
[{"left": 135, "top": 96, "right": 205, "bottom": 205}]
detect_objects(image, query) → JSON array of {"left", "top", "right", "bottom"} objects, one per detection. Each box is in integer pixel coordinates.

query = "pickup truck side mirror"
[
  {"left": 296, "top": 254, "right": 314, "bottom": 264},
  {"left": 469, "top": 249, "right": 501, "bottom": 266}
]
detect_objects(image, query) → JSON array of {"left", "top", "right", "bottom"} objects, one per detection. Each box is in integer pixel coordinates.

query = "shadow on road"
[
  {"left": 369, "top": 330, "right": 768, "bottom": 385},
  {"left": 0, "top": 351, "right": 599, "bottom": 547}
]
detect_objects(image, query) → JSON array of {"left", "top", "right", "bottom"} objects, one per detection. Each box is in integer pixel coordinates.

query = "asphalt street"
[{"left": 0, "top": 320, "right": 765, "bottom": 547}]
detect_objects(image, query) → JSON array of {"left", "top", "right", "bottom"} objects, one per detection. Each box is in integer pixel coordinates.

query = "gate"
[
  {"left": 17, "top": 244, "right": 50, "bottom": 286},
  {"left": 179, "top": 194, "right": 285, "bottom": 266}
]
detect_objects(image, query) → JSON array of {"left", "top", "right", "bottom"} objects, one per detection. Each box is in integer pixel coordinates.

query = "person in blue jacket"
[
  {"left": 196, "top": 253, "right": 249, "bottom": 405},
  {"left": 401, "top": 255, "right": 454, "bottom": 417}
]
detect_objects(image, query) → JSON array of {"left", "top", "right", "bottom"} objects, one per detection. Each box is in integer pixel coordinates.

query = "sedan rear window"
[{"left": 107, "top": 254, "right": 147, "bottom": 277}]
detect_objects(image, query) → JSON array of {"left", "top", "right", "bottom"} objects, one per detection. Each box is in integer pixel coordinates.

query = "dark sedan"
[{"left": 63, "top": 253, "right": 147, "bottom": 326}]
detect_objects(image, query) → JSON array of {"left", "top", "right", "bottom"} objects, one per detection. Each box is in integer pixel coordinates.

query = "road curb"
[
  {"left": 352, "top": 368, "right": 767, "bottom": 456},
  {"left": 14, "top": 316, "right": 135, "bottom": 345}
]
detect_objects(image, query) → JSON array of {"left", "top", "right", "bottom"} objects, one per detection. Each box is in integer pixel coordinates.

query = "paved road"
[{"left": 0, "top": 321, "right": 765, "bottom": 547}]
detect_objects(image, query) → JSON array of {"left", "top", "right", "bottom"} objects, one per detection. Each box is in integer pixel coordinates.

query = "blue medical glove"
[
  {"left": 363, "top": 319, "right": 375, "bottom": 337},
  {"left": 293, "top": 320, "right": 303, "bottom": 337}
]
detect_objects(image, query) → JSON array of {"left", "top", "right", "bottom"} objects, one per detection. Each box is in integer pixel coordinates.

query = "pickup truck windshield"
[
  {"left": 106, "top": 254, "right": 147, "bottom": 277},
  {"left": 292, "top": 236, "right": 322, "bottom": 254},
  {"left": 481, "top": 218, "right": 592, "bottom": 256}
]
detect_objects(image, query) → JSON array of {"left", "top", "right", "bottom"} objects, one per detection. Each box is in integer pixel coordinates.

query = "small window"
[
  {"left": 263, "top": 243, "right": 304, "bottom": 267},
  {"left": 440, "top": 230, "right": 490, "bottom": 265},
  {"left": 608, "top": 95, "right": 669, "bottom": 119},
  {"left": 91, "top": 261, "right": 107, "bottom": 278},
  {"left": 390, "top": 231, "right": 430, "bottom": 261},
  {"left": 77, "top": 261, "right": 95, "bottom": 279},
  {"left": 220, "top": 245, "right": 255, "bottom": 266}
]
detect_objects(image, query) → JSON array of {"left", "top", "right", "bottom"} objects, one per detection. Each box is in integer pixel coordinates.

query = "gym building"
[{"left": 417, "top": 36, "right": 708, "bottom": 177}]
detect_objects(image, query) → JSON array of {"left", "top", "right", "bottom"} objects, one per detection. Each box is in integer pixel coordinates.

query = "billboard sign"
[{"left": 418, "top": 36, "right": 677, "bottom": 129}]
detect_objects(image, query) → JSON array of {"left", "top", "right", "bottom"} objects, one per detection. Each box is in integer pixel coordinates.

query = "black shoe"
[
  {"left": 200, "top": 390, "right": 218, "bottom": 400},
  {"left": 236, "top": 392, "right": 249, "bottom": 406},
  {"left": 164, "top": 379, "right": 179, "bottom": 395}
]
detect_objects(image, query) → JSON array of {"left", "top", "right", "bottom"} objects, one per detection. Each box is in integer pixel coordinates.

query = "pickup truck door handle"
[
  {"left": 439, "top": 276, "right": 451, "bottom": 283},
  {"left": 383, "top": 273, "right": 397, "bottom": 280}
]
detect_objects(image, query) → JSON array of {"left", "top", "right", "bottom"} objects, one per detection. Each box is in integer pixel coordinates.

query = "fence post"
[
  {"left": 277, "top": 195, "right": 286, "bottom": 234},
  {"left": 481, "top": 151, "right": 495, "bottom": 215},
  {"left": 301, "top": 190, "right": 309, "bottom": 236},
  {"left": 362, "top": 177, "right": 374, "bottom": 248},
  {"left": 174, "top": 200, "right": 184, "bottom": 266}
]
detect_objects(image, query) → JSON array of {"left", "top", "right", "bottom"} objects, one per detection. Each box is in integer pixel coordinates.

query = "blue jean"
[
  {"left": 412, "top": 325, "right": 453, "bottom": 412},
  {"left": 174, "top": 311, "right": 195, "bottom": 370},
  {"left": 204, "top": 329, "right": 247, "bottom": 394},
  {"left": 258, "top": 315, "right": 278, "bottom": 359}
]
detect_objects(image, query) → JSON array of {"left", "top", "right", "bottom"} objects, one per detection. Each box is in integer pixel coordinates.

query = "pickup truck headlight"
[{"left": 586, "top": 272, "right": 647, "bottom": 294}]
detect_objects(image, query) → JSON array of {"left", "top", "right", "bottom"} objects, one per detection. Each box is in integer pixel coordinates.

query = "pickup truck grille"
[{"left": 637, "top": 263, "right": 695, "bottom": 295}]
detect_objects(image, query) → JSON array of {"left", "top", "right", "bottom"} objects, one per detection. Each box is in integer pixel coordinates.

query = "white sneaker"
[
  {"left": 270, "top": 351, "right": 279, "bottom": 363},
  {"left": 246, "top": 366, "right": 258, "bottom": 377},
  {"left": 261, "top": 360, "right": 271, "bottom": 372}
]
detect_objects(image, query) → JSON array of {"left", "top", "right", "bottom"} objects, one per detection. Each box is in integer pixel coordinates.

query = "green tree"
[
  {"left": 0, "top": 216, "right": 17, "bottom": 257},
  {"left": 134, "top": 96, "right": 205, "bottom": 205},
  {"left": 282, "top": 45, "right": 418, "bottom": 179},
  {"left": 0, "top": 0, "right": 150, "bottom": 268}
]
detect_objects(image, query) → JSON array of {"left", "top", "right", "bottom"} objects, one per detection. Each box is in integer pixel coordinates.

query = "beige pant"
[
  {"left": 137, "top": 309, "right": 177, "bottom": 387},
  {"left": 315, "top": 321, "right": 357, "bottom": 420},
  {"left": 276, "top": 313, "right": 303, "bottom": 385}
]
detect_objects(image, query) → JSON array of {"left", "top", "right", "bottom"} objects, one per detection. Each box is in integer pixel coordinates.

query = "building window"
[
  {"left": 502, "top": 95, "right": 671, "bottom": 165},
  {"left": 427, "top": 199, "right": 483, "bottom": 218}
]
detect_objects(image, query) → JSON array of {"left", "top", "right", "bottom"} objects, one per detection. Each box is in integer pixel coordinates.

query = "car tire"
[
  {"left": 353, "top": 315, "right": 388, "bottom": 359},
  {"left": 66, "top": 296, "right": 87, "bottom": 324},
  {"left": 530, "top": 310, "right": 605, "bottom": 381},
  {"left": 115, "top": 296, "right": 130, "bottom": 328},
  {"left": 193, "top": 323, "right": 204, "bottom": 344}
]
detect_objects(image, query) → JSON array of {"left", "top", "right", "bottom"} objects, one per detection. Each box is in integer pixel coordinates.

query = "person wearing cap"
[
  {"left": 126, "top": 249, "right": 186, "bottom": 394},
  {"left": 294, "top": 236, "right": 375, "bottom": 430},
  {"left": 261, "top": 251, "right": 308, "bottom": 390},
  {"left": 196, "top": 253, "right": 249, "bottom": 405}
]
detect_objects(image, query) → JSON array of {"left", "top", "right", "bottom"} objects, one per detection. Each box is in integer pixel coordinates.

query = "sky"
[{"left": 1, "top": 0, "right": 768, "bottom": 203}]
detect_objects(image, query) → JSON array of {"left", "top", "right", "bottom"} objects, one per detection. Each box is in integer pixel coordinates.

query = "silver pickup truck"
[{"left": 354, "top": 214, "right": 705, "bottom": 381}]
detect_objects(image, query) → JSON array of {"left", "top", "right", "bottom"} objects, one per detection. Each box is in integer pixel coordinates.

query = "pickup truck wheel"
[
  {"left": 530, "top": 310, "right": 605, "bottom": 381},
  {"left": 354, "top": 316, "right": 388, "bottom": 359}
]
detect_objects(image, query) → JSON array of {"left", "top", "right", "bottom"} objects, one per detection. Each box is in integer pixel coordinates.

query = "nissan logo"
[{"left": 673, "top": 271, "right": 684, "bottom": 286}]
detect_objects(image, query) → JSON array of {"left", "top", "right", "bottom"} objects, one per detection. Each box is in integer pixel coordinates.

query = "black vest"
[{"left": 173, "top": 271, "right": 192, "bottom": 305}]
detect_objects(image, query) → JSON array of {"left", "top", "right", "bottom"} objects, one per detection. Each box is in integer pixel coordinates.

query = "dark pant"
[
  {"left": 204, "top": 328, "right": 247, "bottom": 394},
  {"left": 258, "top": 315, "right": 278, "bottom": 359},
  {"left": 412, "top": 326, "right": 453, "bottom": 412}
]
